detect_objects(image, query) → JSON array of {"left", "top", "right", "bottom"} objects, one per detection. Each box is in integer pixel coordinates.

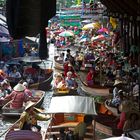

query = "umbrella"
[
  {"left": 0, "top": 25, "right": 10, "bottom": 37},
  {"left": 91, "top": 34, "right": 109, "bottom": 42},
  {"left": 0, "top": 36, "right": 10, "bottom": 42},
  {"left": 82, "top": 22, "right": 101, "bottom": 30},
  {"left": 97, "top": 28, "right": 109, "bottom": 34},
  {"left": 81, "top": 19, "right": 91, "bottom": 24},
  {"left": 103, "top": 134, "right": 134, "bottom": 140},
  {"left": 80, "top": 38, "right": 90, "bottom": 43},
  {"left": 59, "top": 30, "right": 74, "bottom": 37}
]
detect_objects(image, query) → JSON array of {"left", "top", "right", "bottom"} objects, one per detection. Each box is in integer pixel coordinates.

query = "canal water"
[
  {"left": 0, "top": 43, "right": 56, "bottom": 139},
  {"left": 0, "top": 43, "right": 109, "bottom": 139}
]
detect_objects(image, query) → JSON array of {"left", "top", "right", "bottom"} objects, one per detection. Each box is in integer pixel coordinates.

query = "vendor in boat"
[
  {"left": 0, "top": 80, "right": 12, "bottom": 98},
  {"left": 86, "top": 68, "right": 95, "bottom": 87},
  {"left": 4, "top": 83, "right": 29, "bottom": 109},
  {"left": 9, "top": 68, "right": 21, "bottom": 79},
  {"left": 73, "top": 115, "right": 93, "bottom": 140},
  {"left": 23, "top": 82, "right": 32, "bottom": 97},
  {"left": 19, "top": 101, "right": 51, "bottom": 132},
  {"left": 111, "top": 79, "right": 123, "bottom": 105},
  {"left": 65, "top": 71, "right": 78, "bottom": 89},
  {"left": 64, "top": 61, "right": 76, "bottom": 78}
]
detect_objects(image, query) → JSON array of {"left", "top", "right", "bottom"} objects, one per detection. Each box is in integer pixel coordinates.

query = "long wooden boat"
[
  {"left": 54, "top": 56, "right": 64, "bottom": 70},
  {"left": 80, "top": 80, "right": 110, "bottom": 97},
  {"left": 5, "top": 57, "right": 53, "bottom": 89},
  {"left": 2, "top": 90, "right": 45, "bottom": 117},
  {"left": 45, "top": 95, "right": 97, "bottom": 139},
  {"left": 29, "top": 70, "right": 53, "bottom": 91},
  {"left": 92, "top": 114, "right": 123, "bottom": 137},
  {"left": 4, "top": 117, "right": 51, "bottom": 140},
  {"left": 0, "top": 99, "right": 9, "bottom": 109}
]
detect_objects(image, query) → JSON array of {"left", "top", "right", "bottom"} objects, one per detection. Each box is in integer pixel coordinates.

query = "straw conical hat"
[
  {"left": 113, "top": 79, "right": 122, "bottom": 86},
  {"left": 25, "top": 101, "right": 35, "bottom": 111},
  {"left": 13, "top": 83, "right": 25, "bottom": 92}
]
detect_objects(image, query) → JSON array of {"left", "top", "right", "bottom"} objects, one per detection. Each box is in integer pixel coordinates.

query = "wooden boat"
[
  {"left": 92, "top": 114, "right": 123, "bottom": 137},
  {"left": 29, "top": 69, "right": 53, "bottom": 91},
  {"left": 0, "top": 99, "right": 9, "bottom": 109},
  {"left": 53, "top": 88, "right": 79, "bottom": 96},
  {"left": 6, "top": 57, "right": 53, "bottom": 89},
  {"left": 104, "top": 100, "right": 120, "bottom": 116},
  {"left": 80, "top": 80, "right": 110, "bottom": 97},
  {"left": 45, "top": 95, "right": 97, "bottom": 139},
  {"left": 2, "top": 90, "right": 45, "bottom": 117},
  {"left": 3, "top": 115, "right": 51, "bottom": 140},
  {"left": 54, "top": 56, "right": 64, "bottom": 70}
]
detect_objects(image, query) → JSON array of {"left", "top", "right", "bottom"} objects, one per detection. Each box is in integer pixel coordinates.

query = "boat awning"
[{"left": 47, "top": 96, "right": 97, "bottom": 115}]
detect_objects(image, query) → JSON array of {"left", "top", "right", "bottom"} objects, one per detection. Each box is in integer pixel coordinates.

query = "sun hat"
[
  {"left": 23, "top": 82, "right": 28, "bottom": 87},
  {"left": 113, "top": 79, "right": 122, "bottom": 86},
  {"left": 13, "top": 83, "right": 25, "bottom": 92},
  {"left": 25, "top": 101, "right": 35, "bottom": 111}
]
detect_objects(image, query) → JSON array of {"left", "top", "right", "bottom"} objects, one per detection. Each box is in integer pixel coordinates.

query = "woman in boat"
[
  {"left": 86, "top": 68, "right": 95, "bottom": 87},
  {"left": 9, "top": 68, "right": 22, "bottom": 79},
  {"left": 65, "top": 71, "right": 78, "bottom": 90},
  {"left": 123, "top": 110, "right": 140, "bottom": 132},
  {"left": 4, "top": 83, "right": 29, "bottom": 109},
  {"left": 54, "top": 73, "right": 66, "bottom": 89},
  {"left": 23, "top": 82, "right": 32, "bottom": 97},
  {"left": 19, "top": 101, "right": 51, "bottom": 132},
  {"left": 73, "top": 115, "right": 93, "bottom": 140}
]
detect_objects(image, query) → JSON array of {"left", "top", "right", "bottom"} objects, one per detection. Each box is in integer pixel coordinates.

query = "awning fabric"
[{"left": 47, "top": 96, "right": 97, "bottom": 115}]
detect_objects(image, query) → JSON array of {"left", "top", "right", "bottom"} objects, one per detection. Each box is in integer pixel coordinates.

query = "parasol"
[
  {"left": 80, "top": 38, "right": 90, "bottom": 43},
  {"left": 59, "top": 30, "right": 74, "bottom": 37},
  {"left": 82, "top": 22, "right": 101, "bottom": 30},
  {"left": 0, "top": 36, "right": 10, "bottom": 42},
  {"left": 91, "top": 34, "right": 109, "bottom": 42},
  {"left": 97, "top": 28, "right": 109, "bottom": 34}
]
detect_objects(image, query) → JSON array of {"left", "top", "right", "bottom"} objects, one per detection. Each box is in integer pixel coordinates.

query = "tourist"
[
  {"left": 54, "top": 73, "right": 66, "bottom": 89},
  {"left": 4, "top": 83, "right": 28, "bottom": 109},
  {"left": 19, "top": 101, "right": 51, "bottom": 132},
  {"left": 65, "top": 71, "right": 77, "bottom": 89}
]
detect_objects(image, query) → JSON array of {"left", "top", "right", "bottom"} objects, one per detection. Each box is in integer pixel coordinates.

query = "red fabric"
[
  {"left": 5, "top": 91, "right": 27, "bottom": 109},
  {"left": 117, "top": 112, "right": 126, "bottom": 129},
  {"left": 24, "top": 68, "right": 37, "bottom": 75},
  {"left": 24, "top": 88, "right": 32, "bottom": 96},
  {"left": 86, "top": 72, "right": 93, "bottom": 81}
]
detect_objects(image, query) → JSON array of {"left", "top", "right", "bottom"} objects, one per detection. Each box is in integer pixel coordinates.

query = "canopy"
[{"left": 47, "top": 96, "right": 97, "bottom": 115}]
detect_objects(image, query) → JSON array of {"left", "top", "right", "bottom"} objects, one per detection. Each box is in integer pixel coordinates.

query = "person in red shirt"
[
  {"left": 23, "top": 82, "right": 32, "bottom": 97},
  {"left": 86, "top": 68, "right": 95, "bottom": 87},
  {"left": 4, "top": 83, "right": 28, "bottom": 109}
]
